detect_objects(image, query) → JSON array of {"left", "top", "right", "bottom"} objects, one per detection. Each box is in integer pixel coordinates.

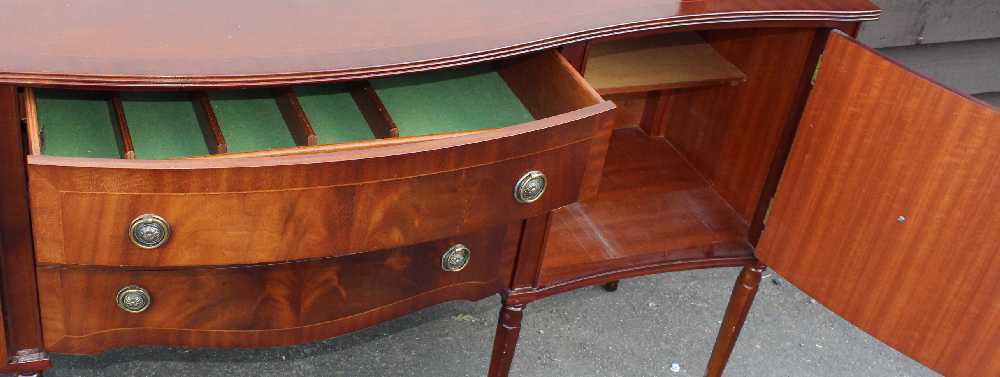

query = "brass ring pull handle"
[
  {"left": 514, "top": 170, "right": 547, "bottom": 204},
  {"left": 129, "top": 214, "right": 171, "bottom": 249},
  {"left": 116, "top": 285, "right": 151, "bottom": 313},
  {"left": 441, "top": 244, "right": 471, "bottom": 272}
]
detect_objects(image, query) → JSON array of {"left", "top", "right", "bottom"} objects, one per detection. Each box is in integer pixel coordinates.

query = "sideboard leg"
[
  {"left": 602, "top": 280, "right": 620, "bottom": 292},
  {"left": 704, "top": 264, "right": 765, "bottom": 377},
  {"left": 487, "top": 303, "right": 526, "bottom": 377}
]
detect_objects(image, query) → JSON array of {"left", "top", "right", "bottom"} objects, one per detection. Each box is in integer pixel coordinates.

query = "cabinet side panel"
[
  {"left": 0, "top": 86, "right": 47, "bottom": 369},
  {"left": 758, "top": 33, "right": 1000, "bottom": 377},
  {"left": 657, "top": 28, "right": 816, "bottom": 222}
]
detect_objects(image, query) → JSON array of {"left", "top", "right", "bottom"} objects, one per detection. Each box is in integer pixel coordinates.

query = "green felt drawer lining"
[
  {"left": 34, "top": 89, "right": 125, "bottom": 158},
  {"left": 207, "top": 89, "right": 299, "bottom": 153},
  {"left": 32, "top": 65, "right": 535, "bottom": 158},
  {"left": 293, "top": 84, "right": 374, "bottom": 144},
  {"left": 372, "top": 65, "right": 535, "bottom": 137},
  {"left": 119, "top": 92, "right": 213, "bottom": 160}
]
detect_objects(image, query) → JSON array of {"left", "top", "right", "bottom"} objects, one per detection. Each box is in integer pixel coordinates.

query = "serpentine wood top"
[{"left": 0, "top": 0, "right": 878, "bottom": 88}]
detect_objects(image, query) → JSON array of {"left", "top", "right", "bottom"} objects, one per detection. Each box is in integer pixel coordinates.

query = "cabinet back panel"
[
  {"left": 208, "top": 89, "right": 298, "bottom": 153},
  {"left": 372, "top": 65, "right": 535, "bottom": 137},
  {"left": 34, "top": 89, "right": 123, "bottom": 159},
  {"left": 658, "top": 28, "right": 818, "bottom": 222},
  {"left": 120, "top": 92, "right": 212, "bottom": 159},
  {"left": 293, "top": 84, "right": 375, "bottom": 144}
]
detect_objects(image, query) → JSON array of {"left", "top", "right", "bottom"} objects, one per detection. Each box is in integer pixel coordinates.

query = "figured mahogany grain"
[
  {"left": 498, "top": 51, "right": 612, "bottom": 201},
  {"left": 654, "top": 28, "right": 818, "bottom": 222},
  {"left": 27, "top": 51, "right": 611, "bottom": 267},
  {"left": 38, "top": 224, "right": 519, "bottom": 354},
  {"left": 0, "top": 1, "right": 878, "bottom": 88},
  {"left": 758, "top": 33, "right": 1000, "bottom": 377},
  {"left": 32, "top": 135, "right": 590, "bottom": 268},
  {"left": 539, "top": 128, "right": 753, "bottom": 287}
]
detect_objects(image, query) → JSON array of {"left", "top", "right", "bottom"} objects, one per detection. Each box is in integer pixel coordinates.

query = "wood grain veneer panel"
[
  {"left": 657, "top": 28, "right": 818, "bottom": 222},
  {"left": 498, "top": 50, "right": 609, "bottom": 200},
  {"left": 0, "top": 1, "right": 879, "bottom": 87},
  {"left": 757, "top": 33, "right": 1000, "bottom": 377},
  {"left": 38, "top": 224, "right": 519, "bottom": 354},
  {"left": 33, "top": 140, "right": 589, "bottom": 267},
  {"left": 540, "top": 128, "right": 752, "bottom": 286},
  {"left": 28, "top": 96, "right": 611, "bottom": 267},
  {"left": 585, "top": 32, "right": 746, "bottom": 95}
]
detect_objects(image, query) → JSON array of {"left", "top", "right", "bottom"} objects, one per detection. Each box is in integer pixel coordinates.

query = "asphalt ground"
[{"left": 46, "top": 268, "right": 936, "bottom": 377}]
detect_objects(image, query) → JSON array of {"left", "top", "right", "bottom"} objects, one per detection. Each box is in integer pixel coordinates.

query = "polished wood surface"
[
  {"left": 0, "top": 1, "right": 877, "bottom": 88},
  {"left": 758, "top": 32, "right": 1000, "bottom": 377},
  {"left": 746, "top": 28, "right": 829, "bottom": 244},
  {"left": 584, "top": 32, "right": 746, "bottom": 95},
  {"left": 29, "top": 127, "right": 593, "bottom": 267},
  {"left": 27, "top": 52, "right": 611, "bottom": 267},
  {"left": 0, "top": 87, "right": 50, "bottom": 374},
  {"left": 656, "top": 28, "right": 819, "bottom": 222},
  {"left": 487, "top": 303, "right": 526, "bottom": 377},
  {"left": 705, "top": 264, "right": 764, "bottom": 377},
  {"left": 523, "top": 127, "right": 754, "bottom": 302},
  {"left": 38, "top": 224, "right": 519, "bottom": 354}
]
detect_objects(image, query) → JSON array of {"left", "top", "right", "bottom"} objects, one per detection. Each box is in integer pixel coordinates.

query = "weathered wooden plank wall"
[{"left": 858, "top": 0, "right": 999, "bottom": 99}]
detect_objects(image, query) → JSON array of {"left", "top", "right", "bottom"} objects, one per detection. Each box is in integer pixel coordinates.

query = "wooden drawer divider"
[
  {"left": 349, "top": 81, "right": 400, "bottom": 139},
  {"left": 192, "top": 91, "right": 228, "bottom": 154}
]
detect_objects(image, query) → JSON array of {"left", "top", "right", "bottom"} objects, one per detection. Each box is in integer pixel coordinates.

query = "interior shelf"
[
  {"left": 584, "top": 32, "right": 746, "bottom": 95},
  {"left": 26, "top": 64, "right": 536, "bottom": 160},
  {"left": 539, "top": 127, "right": 753, "bottom": 286}
]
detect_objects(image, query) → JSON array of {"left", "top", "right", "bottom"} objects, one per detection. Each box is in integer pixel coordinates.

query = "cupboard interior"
[
  {"left": 23, "top": 52, "right": 589, "bottom": 159},
  {"left": 541, "top": 29, "right": 816, "bottom": 286}
]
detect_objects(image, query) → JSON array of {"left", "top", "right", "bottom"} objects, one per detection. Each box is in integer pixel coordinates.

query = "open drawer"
[{"left": 24, "top": 50, "right": 614, "bottom": 268}]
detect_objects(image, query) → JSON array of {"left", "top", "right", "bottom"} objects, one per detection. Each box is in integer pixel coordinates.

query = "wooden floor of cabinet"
[{"left": 541, "top": 127, "right": 754, "bottom": 287}]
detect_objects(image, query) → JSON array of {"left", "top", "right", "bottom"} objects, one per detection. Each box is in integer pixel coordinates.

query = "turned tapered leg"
[
  {"left": 705, "top": 264, "right": 765, "bottom": 377},
  {"left": 487, "top": 303, "right": 526, "bottom": 377},
  {"left": 602, "top": 280, "right": 620, "bottom": 292}
]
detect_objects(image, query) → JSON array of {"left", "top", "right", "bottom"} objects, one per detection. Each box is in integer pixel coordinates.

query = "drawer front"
[
  {"left": 29, "top": 108, "right": 607, "bottom": 267},
  {"left": 38, "top": 224, "right": 519, "bottom": 354}
]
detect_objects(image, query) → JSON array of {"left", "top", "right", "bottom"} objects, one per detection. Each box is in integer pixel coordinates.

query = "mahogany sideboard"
[{"left": 0, "top": 1, "right": 996, "bottom": 376}]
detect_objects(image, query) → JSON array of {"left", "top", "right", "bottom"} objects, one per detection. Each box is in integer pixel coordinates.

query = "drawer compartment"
[
  {"left": 38, "top": 224, "right": 519, "bottom": 354},
  {"left": 26, "top": 59, "right": 539, "bottom": 159},
  {"left": 26, "top": 51, "right": 614, "bottom": 267}
]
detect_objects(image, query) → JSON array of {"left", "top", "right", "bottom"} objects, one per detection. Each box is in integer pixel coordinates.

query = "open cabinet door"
[{"left": 757, "top": 32, "right": 999, "bottom": 376}]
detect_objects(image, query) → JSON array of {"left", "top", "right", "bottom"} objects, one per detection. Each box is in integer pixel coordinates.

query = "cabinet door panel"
[{"left": 757, "top": 32, "right": 999, "bottom": 377}]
